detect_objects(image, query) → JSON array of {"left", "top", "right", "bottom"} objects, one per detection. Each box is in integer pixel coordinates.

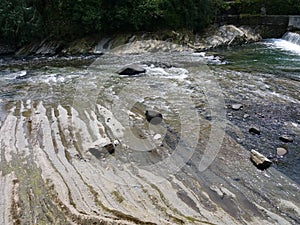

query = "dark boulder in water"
[
  {"left": 104, "top": 143, "right": 115, "bottom": 154},
  {"left": 145, "top": 110, "right": 163, "bottom": 125},
  {"left": 117, "top": 64, "right": 146, "bottom": 75},
  {"left": 279, "top": 135, "right": 293, "bottom": 143},
  {"left": 250, "top": 150, "right": 272, "bottom": 170},
  {"left": 249, "top": 126, "right": 261, "bottom": 135}
]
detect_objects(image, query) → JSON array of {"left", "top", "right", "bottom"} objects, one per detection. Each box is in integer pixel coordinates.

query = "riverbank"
[
  {"left": 0, "top": 24, "right": 262, "bottom": 58},
  {"left": 0, "top": 40, "right": 299, "bottom": 224}
]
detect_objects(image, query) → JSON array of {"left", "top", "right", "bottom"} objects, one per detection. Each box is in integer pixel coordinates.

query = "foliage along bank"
[
  {"left": 1, "top": 0, "right": 299, "bottom": 46},
  {"left": 0, "top": 0, "right": 224, "bottom": 45}
]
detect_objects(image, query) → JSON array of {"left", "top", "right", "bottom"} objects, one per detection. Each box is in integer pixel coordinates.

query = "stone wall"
[
  {"left": 218, "top": 15, "right": 290, "bottom": 38},
  {"left": 288, "top": 15, "right": 300, "bottom": 30}
]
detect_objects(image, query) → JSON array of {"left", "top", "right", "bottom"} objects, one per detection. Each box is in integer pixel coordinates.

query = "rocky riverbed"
[{"left": 0, "top": 37, "right": 299, "bottom": 224}]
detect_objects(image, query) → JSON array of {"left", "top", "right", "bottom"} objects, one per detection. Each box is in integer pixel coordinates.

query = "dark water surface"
[{"left": 213, "top": 38, "right": 300, "bottom": 183}]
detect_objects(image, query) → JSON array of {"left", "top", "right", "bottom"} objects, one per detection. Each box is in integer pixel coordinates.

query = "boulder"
[
  {"left": 145, "top": 110, "right": 163, "bottom": 125},
  {"left": 276, "top": 147, "right": 288, "bottom": 156},
  {"left": 250, "top": 150, "right": 272, "bottom": 170},
  {"left": 118, "top": 64, "right": 146, "bottom": 75},
  {"left": 279, "top": 135, "right": 293, "bottom": 143},
  {"left": 249, "top": 126, "right": 261, "bottom": 135},
  {"left": 104, "top": 143, "right": 115, "bottom": 154},
  {"left": 231, "top": 104, "right": 243, "bottom": 110},
  {"left": 203, "top": 25, "right": 261, "bottom": 49}
]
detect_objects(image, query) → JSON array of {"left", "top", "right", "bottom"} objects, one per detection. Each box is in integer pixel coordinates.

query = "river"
[{"left": 0, "top": 35, "right": 299, "bottom": 224}]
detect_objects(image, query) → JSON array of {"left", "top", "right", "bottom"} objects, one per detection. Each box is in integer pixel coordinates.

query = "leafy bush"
[
  {"left": 234, "top": 0, "right": 300, "bottom": 15},
  {"left": 0, "top": 0, "right": 43, "bottom": 44}
]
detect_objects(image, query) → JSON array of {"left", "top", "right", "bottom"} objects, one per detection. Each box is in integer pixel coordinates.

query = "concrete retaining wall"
[
  {"left": 288, "top": 16, "right": 300, "bottom": 30},
  {"left": 218, "top": 15, "right": 295, "bottom": 38}
]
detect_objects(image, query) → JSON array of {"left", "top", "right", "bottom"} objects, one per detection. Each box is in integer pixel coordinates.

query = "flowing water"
[
  {"left": 0, "top": 37, "right": 299, "bottom": 224},
  {"left": 214, "top": 34, "right": 300, "bottom": 183}
]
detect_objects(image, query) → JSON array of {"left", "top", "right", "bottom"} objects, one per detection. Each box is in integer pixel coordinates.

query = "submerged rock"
[
  {"left": 231, "top": 103, "right": 243, "bottom": 110},
  {"left": 145, "top": 110, "right": 163, "bottom": 125},
  {"left": 118, "top": 64, "right": 146, "bottom": 75},
  {"left": 249, "top": 126, "right": 261, "bottom": 135},
  {"left": 104, "top": 143, "right": 115, "bottom": 154},
  {"left": 279, "top": 135, "right": 293, "bottom": 143},
  {"left": 276, "top": 147, "right": 288, "bottom": 156},
  {"left": 250, "top": 149, "right": 272, "bottom": 170}
]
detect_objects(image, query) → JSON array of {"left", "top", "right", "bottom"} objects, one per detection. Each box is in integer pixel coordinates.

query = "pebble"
[
  {"left": 250, "top": 149, "right": 272, "bottom": 170},
  {"left": 249, "top": 126, "right": 261, "bottom": 135},
  {"left": 104, "top": 143, "right": 115, "bottom": 154},
  {"left": 145, "top": 110, "right": 163, "bottom": 125},
  {"left": 279, "top": 135, "right": 293, "bottom": 143},
  {"left": 243, "top": 114, "right": 250, "bottom": 119},
  {"left": 231, "top": 104, "right": 243, "bottom": 110},
  {"left": 276, "top": 147, "right": 288, "bottom": 156},
  {"left": 113, "top": 140, "right": 120, "bottom": 146},
  {"left": 153, "top": 134, "right": 162, "bottom": 140}
]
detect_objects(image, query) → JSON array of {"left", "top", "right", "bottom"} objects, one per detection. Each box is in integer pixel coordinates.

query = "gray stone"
[
  {"left": 244, "top": 114, "right": 250, "bottom": 119},
  {"left": 279, "top": 135, "right": 293, "bottom": 143},
  {"left": 104, "top": 143, "right": 115, "bottom": 154},
  {"left": 118, "top": 64, "right": 146, "bottom": 75},
  {"left": 276, "top": 147, "right": 288, "bottom": 156},
  {"left": 232, "top": 104, "right": 243, "bottom": 110},
  {"left": 250, "top": 150, "right": 272, "bottom": 170},
  {"left": 145, "top": 110, "right": 163, "bottom": 125},
  {"left": 249, "top": 126, "right": 261, "bottom": 135}
]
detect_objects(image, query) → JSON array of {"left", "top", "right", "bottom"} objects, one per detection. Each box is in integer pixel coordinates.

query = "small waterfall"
[
  {"left": 94, "top": 38, "right": 112, "bottom": 54},
  {"left": 282, "top": 32, "right": 300, "bottom": 45}
]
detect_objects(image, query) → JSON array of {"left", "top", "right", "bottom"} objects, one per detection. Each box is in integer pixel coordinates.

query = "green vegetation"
[
  {"left": 0, "top": 0, "right": 299, "bottom": 44},
  {"left": 234, "top": 0, "right": 300, "bottom": 15}
]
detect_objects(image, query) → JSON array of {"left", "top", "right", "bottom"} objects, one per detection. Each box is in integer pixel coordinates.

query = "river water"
[
  {"left": 0, "top": 35, "right": 299, "bottom": 224},
  {"left": 0, "top": 36, "right": 299, "bottom": 184},
  {"left": 214, "top": 38, "right": 300, "bottom": 184}
]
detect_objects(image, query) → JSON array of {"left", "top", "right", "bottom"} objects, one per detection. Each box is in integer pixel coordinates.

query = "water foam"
[{"left": 267, "top": 32, "right": 300, "bottom": 55}]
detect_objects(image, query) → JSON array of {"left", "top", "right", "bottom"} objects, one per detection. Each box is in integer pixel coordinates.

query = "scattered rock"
[
  {"left": 243, "top": 114, "right": 250, "bottom": 119},
  {"left": 210, "top": 184, "right": 236, "bottom": 199},
  {"left": 279, "top": 135, "right": 293, "bottom": 143},
  {"left": 153, "top": 134, "right": 162, "bottom": 140},
  {"left": 276, "top": 147, "right": 288, "bottom": 157},
  {"left": 15, "top": 70, "right": 29, "bottom": 79},
  {"left": 117, "top": 64, "right": 146, "bottom": 75},
  {"left": 143, "top": 61, "right": 174, "bottom": 68},
  {"left": 145, "top": 110, "right": 163, "bottom": 125},
  {"left": 249, "top": 126, "right": 261, "bottom": 135},
  {"left": 231, "top": 104, "right": 243, "bottom": 110},
  {"left": 103, "top": 143, "right": 115, "bottom": 154},
  {"left": 250, "top": 149, "right": 272, "bottom": 170},
  {"left": 113, "top": 140, "right": 120, "bottom": 146}
]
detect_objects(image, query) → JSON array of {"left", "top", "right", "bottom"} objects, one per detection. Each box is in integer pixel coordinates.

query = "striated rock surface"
[
  {"left": 0, "top": 101, "right": 299, "bottom": 225},
  {"left": 202, "top": 25, "right": 261, "bottom": 49}
]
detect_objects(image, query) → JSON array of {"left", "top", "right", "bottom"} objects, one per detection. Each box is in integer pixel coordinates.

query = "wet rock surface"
[
  {"left": 212, "top": 66, "right": 300, "bottom": 183},
  {"left": 0, "top": 47, "right": 299, "bottom": 225}
]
